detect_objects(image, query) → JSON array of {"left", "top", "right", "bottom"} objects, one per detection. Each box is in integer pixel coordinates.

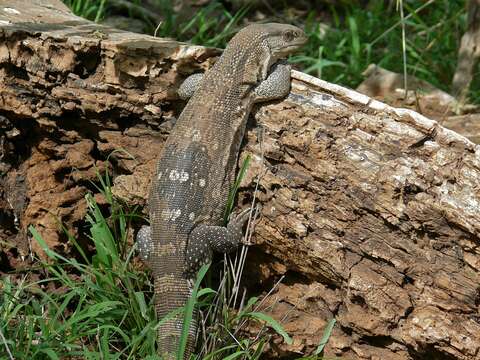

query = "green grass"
[
  {"left": 292, "top": 1, "right": 467, "bottom": 95},
  {"left": 152, "top": 1, "right": 250, "bottom": 48},
  {"left": 1, "top": 191, "right": 157, "bottom": 359},
  {"left": 64, "top": 0, "right": 250, "bottom": 48},
  {"left": 63, "top": 0, "right": 107, "bottom": 22},
  {"left": 62, "top": 0, "right": 474, "bottom": 102},
  {"left": 1, "top": 162, "right": 334, "bottom": 359}
]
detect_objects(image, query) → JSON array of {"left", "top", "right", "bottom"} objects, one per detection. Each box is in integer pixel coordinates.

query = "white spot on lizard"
[
  {"left": 199, "top": 179, "right": 206, "bottom": 187},
  {"left": 192, "top": 129, "right": 201, "bottom": 141},
  {"left": 179, "top": 171, "right": 189, "bottom": 182},
  {"left": 189, "top": 212, "right": 195, "bottom": 220},
  {"left": 161, "top": 209, "right": 171, "bottom": 220},
  {"left": 169, "top": 170, "right": 180, "bottom": 181},
  {"left": 171, "top": 209, "right": 181, "bottom": 221}
]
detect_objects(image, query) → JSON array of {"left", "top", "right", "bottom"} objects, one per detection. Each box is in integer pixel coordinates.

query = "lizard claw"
[
  {"left": 228, "top": 205, "right": 262, "bottom": 245},
  {"left": 228, "top": 207, "right": 251, "bottom": 227}
]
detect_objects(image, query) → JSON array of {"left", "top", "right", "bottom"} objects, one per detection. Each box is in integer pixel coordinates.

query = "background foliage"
[{"left": 63, "top": 0, "right": 472, "bottom": 101}]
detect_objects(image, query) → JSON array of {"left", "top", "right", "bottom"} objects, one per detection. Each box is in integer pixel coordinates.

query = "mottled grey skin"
[{"left": 138, "top": 23, "right": 307, "bottom": 359}]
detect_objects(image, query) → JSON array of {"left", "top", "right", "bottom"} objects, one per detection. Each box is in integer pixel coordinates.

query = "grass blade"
[
  {"left": 245, "top": 312, "right": 292, "bottom": 345},
  {"left": 314, "top": 318, "right": 336, "bottom": 355},
  {"left": 177, "top": 263, "right": 210, "bottom": 360}
]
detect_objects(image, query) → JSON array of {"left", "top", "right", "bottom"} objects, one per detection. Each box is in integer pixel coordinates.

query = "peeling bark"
[{"left": 1, "top": 1, "right": 480, "bottom": 359}]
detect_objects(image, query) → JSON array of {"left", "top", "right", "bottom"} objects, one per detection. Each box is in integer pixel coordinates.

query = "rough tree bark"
[{"left": 1, "top": 1, "right": 480, "bottom": 359}]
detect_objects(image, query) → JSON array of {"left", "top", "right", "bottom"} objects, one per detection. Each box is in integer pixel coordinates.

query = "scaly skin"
[{"left": 137, "top": 23, "right": 307, "bottom": 359}]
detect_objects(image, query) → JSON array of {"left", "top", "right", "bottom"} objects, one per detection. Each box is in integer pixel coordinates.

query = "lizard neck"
[{"left": 212, "top": 37, "right": 272, "bottom": 87}]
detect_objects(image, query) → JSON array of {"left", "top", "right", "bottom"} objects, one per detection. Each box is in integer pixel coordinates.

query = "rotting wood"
[{"left": 1, "top": 1, "right": 480, "bottom": 359}]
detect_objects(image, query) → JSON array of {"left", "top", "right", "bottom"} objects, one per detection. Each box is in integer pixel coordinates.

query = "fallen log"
[{"left": 1, "top": 1, "right": 479, "bottom": 359}]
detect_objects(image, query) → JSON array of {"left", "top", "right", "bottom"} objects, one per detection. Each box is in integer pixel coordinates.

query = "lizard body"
[{"left": 137, "top": 23, "right": 306, "bottom": 359}]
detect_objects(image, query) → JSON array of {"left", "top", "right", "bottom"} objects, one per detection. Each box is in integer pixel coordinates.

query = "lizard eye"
[{"left": 283, "top": 31, "right": 295, "bottom": 42}]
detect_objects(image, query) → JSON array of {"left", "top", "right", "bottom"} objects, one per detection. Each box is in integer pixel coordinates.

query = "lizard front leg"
[
  {"left": 177, "top": 62, "right": 291, "bottom": 102},
  {"left": 184, "top": 209, "right": 251, "bottom": 276},
  {"left": 254, "top": 62, "right": 292, "bottom": 102}
]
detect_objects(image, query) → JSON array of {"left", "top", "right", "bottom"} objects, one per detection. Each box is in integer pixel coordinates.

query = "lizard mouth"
[{"left": 278, "top": 36, "right": 308, "bottom": 57}]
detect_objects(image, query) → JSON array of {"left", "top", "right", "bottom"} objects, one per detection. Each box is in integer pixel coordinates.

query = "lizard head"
[
  {"left": 224, "top": 23, "right": 307, "bottom": 82},
  {"left": 259, "top": 23, "right": 308, "bottom": 61},
  {"left": 232, "top": 23, "right": 307, "bottom": 60}
]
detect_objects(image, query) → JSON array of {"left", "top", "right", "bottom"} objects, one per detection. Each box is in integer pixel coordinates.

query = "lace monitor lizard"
[{"left": 137, "top": 23, "right": 307, "bottom": 359}]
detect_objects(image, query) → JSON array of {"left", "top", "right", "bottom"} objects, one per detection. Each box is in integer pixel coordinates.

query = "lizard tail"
[{"left": 155, "top": 275, "right": 197, "bottom": 359}]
